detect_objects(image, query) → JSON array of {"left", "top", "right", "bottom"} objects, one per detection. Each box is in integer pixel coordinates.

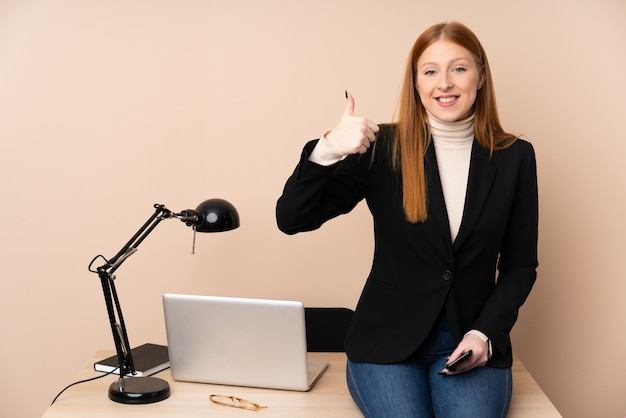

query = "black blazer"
[{"left": 276, "top": 124, "right": 538, "bottom": 368}]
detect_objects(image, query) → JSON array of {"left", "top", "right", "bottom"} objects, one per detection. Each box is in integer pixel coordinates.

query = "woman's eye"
[
  {"left": 424, "top": 70, "right": 436, "bottom": 75},
  {"left": 453, "top": 67, "right": 466, "bottom": 72}
]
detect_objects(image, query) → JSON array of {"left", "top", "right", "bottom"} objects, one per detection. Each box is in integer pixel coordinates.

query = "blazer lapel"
[
  {"left": 453, "top": 142, "right": 496, "bottom": 250},
  {"left": 425, "top": 144, "right": 453, "bottom": 243}
]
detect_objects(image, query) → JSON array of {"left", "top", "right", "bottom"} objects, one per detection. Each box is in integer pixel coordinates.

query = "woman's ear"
[{"left": 478, "top": 72, "right": 486, "bottom": 90}]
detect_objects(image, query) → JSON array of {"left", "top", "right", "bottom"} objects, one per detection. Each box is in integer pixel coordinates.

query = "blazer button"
[{"left": 442, "top": 270, "right": 453, "bottom": 281}]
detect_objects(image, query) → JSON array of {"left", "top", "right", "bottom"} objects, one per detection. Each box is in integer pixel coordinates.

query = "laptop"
[{"left": 162, "top": 293, "right": 328, "bottom": 391}]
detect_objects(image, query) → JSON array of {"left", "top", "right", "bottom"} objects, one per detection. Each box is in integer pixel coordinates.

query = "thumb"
[{"left": 343, "top": 90, "right": 355, "bottom": 117}]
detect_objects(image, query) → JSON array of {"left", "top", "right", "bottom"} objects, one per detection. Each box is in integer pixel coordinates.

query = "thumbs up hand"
[{"left": 325, "top": 92, "right": 380, "bottom": 155}]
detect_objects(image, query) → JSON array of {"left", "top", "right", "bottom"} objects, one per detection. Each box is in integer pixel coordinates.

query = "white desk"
[{"left": 42, "top": 351, "right": 561, "bottom": 417}]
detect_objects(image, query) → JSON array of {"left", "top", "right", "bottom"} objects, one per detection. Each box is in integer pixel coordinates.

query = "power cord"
[{"left": 51, "top": 367, "right": 119, "bottom": 405}]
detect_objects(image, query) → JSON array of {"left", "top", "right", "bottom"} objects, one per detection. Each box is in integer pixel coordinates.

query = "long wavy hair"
[{"left": 392, "top": 22, "right": 517, "bottom": 223}]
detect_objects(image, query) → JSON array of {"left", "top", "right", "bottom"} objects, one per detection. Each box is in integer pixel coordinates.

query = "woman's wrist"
[{"left": 308, "top": 130, "right": 346, "bottom": 166}]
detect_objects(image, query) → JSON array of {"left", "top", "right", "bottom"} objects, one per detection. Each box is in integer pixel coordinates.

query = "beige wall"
[{"left": 1, "top": 1, "right": 624, "bottom": 417}]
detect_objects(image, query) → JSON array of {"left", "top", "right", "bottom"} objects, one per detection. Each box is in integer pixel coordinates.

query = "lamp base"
[{"left": 108, "top": 376, "right": 170, "bottom": 404}]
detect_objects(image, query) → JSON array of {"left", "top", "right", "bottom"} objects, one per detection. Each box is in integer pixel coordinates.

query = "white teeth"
[{"left": 438, "top": 97, "right": 456, "bottom": 103}]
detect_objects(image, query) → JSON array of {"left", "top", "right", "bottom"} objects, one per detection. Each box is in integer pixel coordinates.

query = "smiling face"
[{"left": 416, "top": 39, "right": 485, "bottom": 122}]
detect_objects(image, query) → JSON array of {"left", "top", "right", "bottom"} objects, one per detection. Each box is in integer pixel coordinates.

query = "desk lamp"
[{"left": 88, "top": 199, "right": 240, "bottom": 404}]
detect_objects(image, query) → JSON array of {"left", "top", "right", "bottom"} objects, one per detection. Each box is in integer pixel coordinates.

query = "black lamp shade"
[{"left": 194, "top": 198, "right": 240, "bottom": 232}]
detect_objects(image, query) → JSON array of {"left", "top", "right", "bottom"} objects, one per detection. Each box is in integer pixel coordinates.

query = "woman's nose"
[{"left": 439, "top": 73, "right": 453, "bottom": 90}]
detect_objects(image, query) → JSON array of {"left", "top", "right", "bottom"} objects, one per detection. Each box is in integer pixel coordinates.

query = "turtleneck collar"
[{"left": 427, "top": 111, "right": 475, "bottom": 148}]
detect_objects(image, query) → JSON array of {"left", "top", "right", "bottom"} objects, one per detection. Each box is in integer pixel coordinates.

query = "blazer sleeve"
[
  {"left": 473, "top": 142, "right": 539, "bottom": 363},
  {"left": 276, "top": 139, "right": 372, "bottom": 234}
]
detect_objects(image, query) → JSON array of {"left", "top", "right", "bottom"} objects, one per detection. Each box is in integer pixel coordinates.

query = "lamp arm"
[
  {"left": 91, "top": 203, "right": 181, "bottom": 379},
  {"left": 106, "top": 204, "right": 171, "bottom": 275},
  {"left": 97, "top": 269, "right": 134, "bottom": 378}
]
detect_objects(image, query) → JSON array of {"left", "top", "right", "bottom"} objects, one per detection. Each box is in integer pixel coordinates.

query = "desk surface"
[{"left": 43, "top": 351, "right": 560, "bottom": 417}]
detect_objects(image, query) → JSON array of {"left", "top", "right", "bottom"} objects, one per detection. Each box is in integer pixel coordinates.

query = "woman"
[{"left": 276, "top": 21, "right": 538, "bottom": 418}]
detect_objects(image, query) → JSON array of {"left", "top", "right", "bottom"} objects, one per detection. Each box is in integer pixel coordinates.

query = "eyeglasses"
[{"left": 209, "top": 394, "right": 267, "bottom": 411}]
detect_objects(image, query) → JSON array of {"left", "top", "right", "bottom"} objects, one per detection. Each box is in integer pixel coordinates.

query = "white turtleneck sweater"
[{"left": 429, "top": 112, "right": 474, "bottom": 243}]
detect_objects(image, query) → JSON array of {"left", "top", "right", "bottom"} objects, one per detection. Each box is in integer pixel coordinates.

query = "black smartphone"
[{"left": 443, "top": 350, "right": 473, "bottom": 372}]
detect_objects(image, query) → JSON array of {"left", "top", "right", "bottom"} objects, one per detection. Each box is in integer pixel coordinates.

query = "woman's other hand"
[{"left": 441, "top": 333, "right": 489, "bottom": 375}]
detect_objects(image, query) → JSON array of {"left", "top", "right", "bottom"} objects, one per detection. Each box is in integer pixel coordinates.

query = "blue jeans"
[{"left": 346, "top": 315, "right": 512, "bottom": 418}]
